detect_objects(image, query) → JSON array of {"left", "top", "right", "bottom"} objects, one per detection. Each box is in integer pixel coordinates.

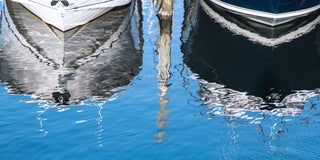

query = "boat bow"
[
  {"left": 0, "top": 0, "right": 142, "bottom": 105},
  {"left": 10, "top": 0, "right": 132, "bottom": 31},
  {"left": 205, "top": 0, "right": 320, "bottom": 26}
]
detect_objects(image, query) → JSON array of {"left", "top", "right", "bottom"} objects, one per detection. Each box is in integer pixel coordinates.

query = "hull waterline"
[
  {"left": 198, "top": 0, "right": 320, "bottom": 46},
  {"left": 205, "top": 0, "right": 320, "bottom": 26}
]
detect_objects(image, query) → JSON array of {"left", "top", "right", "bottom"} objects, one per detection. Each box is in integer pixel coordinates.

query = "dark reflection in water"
[
  {"left": 182, "top": 0, "right": 320, "bottom": 116},
  {"left": 0, "top": 1, "right": 142, "bottom": 106}
]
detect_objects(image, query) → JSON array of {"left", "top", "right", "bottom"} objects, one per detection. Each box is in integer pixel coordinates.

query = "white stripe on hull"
[
  {"left": 199, "top": 0, "right": 320, "bottom": 46},
  {"left": 207, "top": 0, "right": 320, "bottom": 26}
]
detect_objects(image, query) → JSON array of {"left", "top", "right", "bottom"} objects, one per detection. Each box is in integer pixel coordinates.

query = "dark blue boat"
[
  {"left": 198, "top": 0, "right": 320, "bottom": 46},
  {"left": 221, "top": 0, "right": 319, "bottom": 13},
  {"left": 181, "top": 0, "right": 320, "bottom": 111},
  {"left": 205, "top": 0, "right": 320, "bottom": 26}
]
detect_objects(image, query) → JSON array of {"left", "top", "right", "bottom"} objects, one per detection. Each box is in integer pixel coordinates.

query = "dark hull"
[
  {"left": 199, "top": 0, "right": 320, "bottom": 46},
  {"left": 205, "top": 0, "right": 320, "bottom": 26},
  {"left": 182, "top": 2, "right": 320, "bottom": 110},
  {"left": 220, "top": 0, "right": 319, "bottom": 13}
]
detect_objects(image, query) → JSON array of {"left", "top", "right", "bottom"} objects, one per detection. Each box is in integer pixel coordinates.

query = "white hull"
[
  {"left": 10, "top": 0, "right": 132, "bottom": 31},
  {"left": 206, "top": 0, "right": 320, "bottom": 26}
]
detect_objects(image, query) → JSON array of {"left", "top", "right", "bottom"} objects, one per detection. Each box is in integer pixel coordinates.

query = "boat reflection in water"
[
  {"left": 182, "top": 0, "right": 320, "bottom": 118},
  {"left": 0, "top": 0, "right": 142, "bottom": 106}
]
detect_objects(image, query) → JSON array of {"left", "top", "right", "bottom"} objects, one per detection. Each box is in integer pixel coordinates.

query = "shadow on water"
[
  {"left": 0, "top": 1, "right": 142, "bottom": 106},
  {"left": 182, "top": 0, "right": 320, "bottom": 116}
]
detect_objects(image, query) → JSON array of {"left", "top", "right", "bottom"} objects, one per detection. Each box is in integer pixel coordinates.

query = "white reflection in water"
[
  {"left": 1, "top": 0, "right": 141, "bottom": 105},
  {"left": 95, "top": 103, "right": 104, "bottom": 147},
  {"left": 193, "top": 77, "right": 320, "bottom": 150},
  {"left": 0, "top": 1, "right": 143, "bottom": 148},
  {"left": 198, "top": 79, "right": 318, "bottom": 118}
]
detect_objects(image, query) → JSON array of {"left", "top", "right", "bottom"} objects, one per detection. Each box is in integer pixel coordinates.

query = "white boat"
[
  {"left": 204, "top": 0, "right": 320, "bottom": 26},
  {"left": 0, "top": 0, "right": 142, "bottom": 105},
  {"left": 9, "top": 0, "right": 132, "bottom": 31}
]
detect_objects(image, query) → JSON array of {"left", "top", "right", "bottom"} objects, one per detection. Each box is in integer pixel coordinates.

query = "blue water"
[{"left": 1, "top": 0, "right": 320, "bottom": 159}]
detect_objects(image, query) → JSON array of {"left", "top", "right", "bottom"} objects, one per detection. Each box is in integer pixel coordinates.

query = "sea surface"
[{"left": 1, "top": 0, "right": 320, "bottom": 159}]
